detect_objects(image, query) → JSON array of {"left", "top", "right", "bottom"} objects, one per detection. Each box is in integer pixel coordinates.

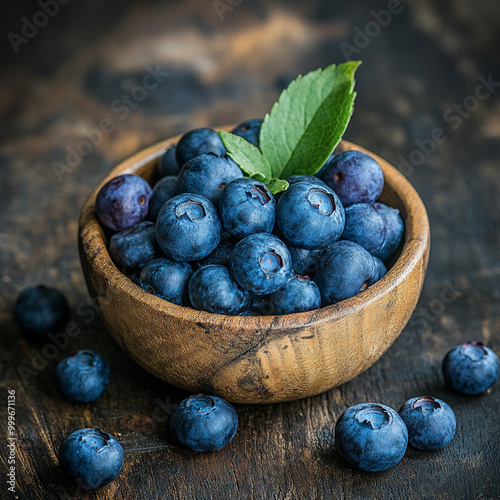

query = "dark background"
[{"left": 1, "top": 1, "right": 500, "bottom": 499}]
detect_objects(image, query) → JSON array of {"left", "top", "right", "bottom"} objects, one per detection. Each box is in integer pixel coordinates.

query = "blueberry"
[
  {"left": 148, "top": 176, "right": 178, "bottom": 222},
  {"left": 442, "top": 342, "right": 499, "bottom": 395},
  {"left": 188, "top": 265, "right": 250, "bottom": 315},
  {"left": 95, "top": 174, "right": 152, "bottom": 232},
  {"left": 270, "top": 275, "right": 321, "bottom": 315},
  {"left": 158, "top": 144, "right": 179, "bottom": 177},
  {"left": 169, "top": 394, "right": 238, "bottom": 451},
  {"left": 342, "top": 203, "right": 387, "bottom": 255},
  {"left": 322, "top": 151, "right": 384, "bottom": 206},
  {"left": 372, "top": 202, "right": 405, "bottom": 262},
  {"left": 156, "top": 193, "right": 222, "bottom": 261},
  {"left": 373, "top": 256, "right": 387, "bottom": 281},
  {"left": 198, "top": 233, "right": 235, "bottom": 267},
  {"left": 248, "top": 292, "right": 274, "bottom": 315},
  {"left": 230, "top": 233, "right": 293, "bottom": 295},
  {"left": 219, "top": 178, "right": 276, "bottom": 239},
  {"left": 175, "top": 128, "right": 226, "bottom": 168},
  {"left": 231, "top": 119, "right": 263, "bottom": 147},
  {"left": 59, "top": 428, "right": 124, "bottom": 490},
  {"left": 177, "top": 153, "right": 243, "bottom": 206},
  {"left": 335, "top": 403, "right": 408, "bottom": 472},
  {"left": 55, "top": 350, "right": 109, "bottom": 403},
  {"left": 140, "top": 257, "right": 193, "bottom": 306},
  {"left": 109, "top": 221, "right": 163, "bottom": 270},
  {"left": 287, "top": 246, "right": 322, "bottom": 276},
  {"left": 315, "top": 240, "right": 377, "bottom": 305},
  {"left": 276, "top": 181, "right": 345, "bottom": 250},
  {"left": 14, "top": 285, "right": 70, "bottom": 338},
  {"left": 286, "top": 174, "right": 327, "bottom": 187},
  {"left": 398, "top": 396, "right": 456, "bottom": 450}
]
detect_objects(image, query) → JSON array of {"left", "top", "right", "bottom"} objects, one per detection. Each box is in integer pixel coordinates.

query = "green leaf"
[
  {"left": 265, "top": 178, "right": 289, "bottom": 194},
  {"left": 219, "top": 131, "right": 272, "bottom": 179},
  {"left": 249, "top": 172, "right": 266, "bottom": 182},
  {"left": 259, "top": 61, "right": 361, "bottom": 179}
]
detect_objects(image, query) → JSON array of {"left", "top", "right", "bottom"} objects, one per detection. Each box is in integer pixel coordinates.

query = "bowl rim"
[{"left": 79, "top": 128, "right": 430, "bottom": 332}]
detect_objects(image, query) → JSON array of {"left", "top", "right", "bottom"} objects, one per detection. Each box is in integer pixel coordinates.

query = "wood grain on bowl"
[{"left": 78, "top": 128, "right": 430, "bottom": 404}]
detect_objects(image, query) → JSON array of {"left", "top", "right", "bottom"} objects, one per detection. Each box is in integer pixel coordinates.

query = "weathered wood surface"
[{"left": 1, "top": 0, "right": 499, "bottom": 499}]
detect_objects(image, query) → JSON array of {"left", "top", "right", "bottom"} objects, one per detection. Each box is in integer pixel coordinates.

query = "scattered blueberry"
[
  {"left": 276, "top": 181, "right": 345, "bottom": 250},
  {"left": 55, "top": 350, "right": 109, "bottom": 403},
  {"left": 335, "top": 403, "right": 408, "bottom": 472},
  {"left": 198, "top": 232, "right": 235, "bottom": 267},
  {"left": 230, "top": 233, "right": 293, "bottom": 295},
  {"left": 315, "top": 240, "right": 377, "bottom": 305},
  {"left": 140, "top": 257, "right": 193, "bottom": 306},
  {"left": 177, "top": 153, "right": 243, "bottom": 205},
  {"left": 158, "top": 144, "right": 179, "bottom": 177},
  {"left": 59, "top": 428, "right": 124, "bottom": 490},
  {"left": 231, "top": 119, "right": 263, "bottom": 147},
  {"left": 288, "top": 246, "right": 323, "bottom": 276},
  {"left": 169, "top": 394, "right": 238, "bottom": 451},
  {"left": 95, "top": 174, "right": 152, "bottom": 232},
  {"left": 398, "top": 396, "right": 456, "bottom": 450},
  {"left": 342, "top": 203, "right": 387, "bottom": 255},
  {"left": 373, "top": 257, "right": 387, "bottom": 281},
  {"left": 442, "top": 342, "right": 499, "bottom": 395},
  {"left": 148, "top": 176, "right": 178, "bottom": 222},
  {"left": 322, "top": 151, "right": 384, "bottom": 206},
  {"left": 372, "top": 202, "right": 405, "bottom": 262},
  {"left": 14, "top": 285, "right": 70, "bottom": 338},
  {"left": 155, "top": 193, "right": 222, "bottom": 261},
  {"left": 175, "top": 128, "right": 226, "bottom": 168},
  {"left": 219, "top": 178, "right": 276, "bottom": 239},
  {"left": 188, "top": 265, "right": 250, "bottom": 315},
  {"left": 270, "top": 275, "right": 321, "bottom": 315}
]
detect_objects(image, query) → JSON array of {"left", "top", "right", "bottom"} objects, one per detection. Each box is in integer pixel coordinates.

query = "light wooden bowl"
[{"left": 78, "top": 128, "right": 430, "bottom": 404}]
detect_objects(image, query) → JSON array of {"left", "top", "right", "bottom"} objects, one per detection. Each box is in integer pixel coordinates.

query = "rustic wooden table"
[{"left": 1, "top": 1, "right": 499, "bottom": 499}]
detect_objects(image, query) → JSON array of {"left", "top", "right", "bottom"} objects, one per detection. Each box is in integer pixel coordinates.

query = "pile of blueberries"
[{"left": 95, "top": 121, "right": 405, "bottom": 316}]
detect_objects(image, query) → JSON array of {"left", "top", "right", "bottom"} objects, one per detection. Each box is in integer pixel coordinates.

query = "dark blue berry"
[
  {"left": 198, "top": 233, "right": 235, "bottom": 267},
  {"left": 156, "top": 193, "right": 222, "bottom": 261},
  {"left": 248, "top": 292, "right": 274, "bottom": 315},
  {"left": 286, "top": 174, "right": 327, "bottom": 187},
  {"left": 231, "top": 119, "right": 263, "bottom": 147},
  {"left": 158, "top": 144, "right": 179, "bottom": 177},
  {"left": 288, "top": 246, "right": 322, "bottom": 276},
  {"left": 372, "top": 202, "right": 405, "bottom": 262},
  {"left": 55, "top": 350, "right": 109, "bottom": 403},
  {"left": 148, "top": 176, "right": 178, "bottom": 222},
  {"left": 14, "top": 285, "right": 70, "bottom": 338},
  {"left": 169, "top": 394, "right": 238, "bottom": 451},
  {"left": 335, "top": 403, "right": 408, "bottom": 472},
  {"left": 140, "top": 257, "right": 193, "bottom": 306},
  {"left": 95, "top": 174, "right": 152, "bottom": 232},
  {"left": 175, "top": 128, "right": 226, "bottom": 168},
  {"left": 398, "top": 396, "right": 456, "bottom": 450},
  {"left": 373, "top": 257, "right": 387, "bottom": 281},
  {"left": 442, "top": 342, "right": 499, "bottom": 395},
  {"left": 59, "top": 428, "right": 123, "bottom": 490},
  {"left": 322, "top": 151, "right": 384, "bottom": 206},
  {"left": 270, "top": 275, "right": 321, "bottom": 314}
]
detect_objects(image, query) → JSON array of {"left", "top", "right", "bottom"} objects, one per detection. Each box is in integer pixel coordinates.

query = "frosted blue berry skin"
[
  {"left": 372, "top": 202, "right": 405, "bottom": 262},
  {"left": 140, "top": 257, "right": 193, "bottom": 306},
  {"left": 175, "top": 128, "right": 226, "bottom": 168},
  {"left": 231, "top": 119, "right": 263, "bottom": 147},
  {"left": 288, "top": 247, "right": 322, "bottom": 276},
  {"left": 342, "top": 203, "right": 387, "bottom": 255},
  {"left": 95, "top": 174, "right": 152, "bottom": 232},
  {"left": 109, "top": 221, "right": 163, "bottom": 270},
  {"left": 188, "top": 265, "right": 250, "bottom": 315},
  {"left": 55, "top": 350, "right": 109, "bottom": 403},
  {"left": 158, "top": 144, "right": 180, "bottom": 177},
  {"left": 322, "top": 151, "right": 384, "bottom": 207},
  {"left": 219, "top": 178, "right": 276, "bottom": 239},
  {"left": 198, "top": 232, "right": 235, "bottom": 268},
  {"left": 177, "top": 153, "right": 243, "bottom": 205},
  {"left": 155, "top": 193, "right": 221, "bottom": 262},
  {"left": 230, "top": 233, "right": 293, "bottom": 295},
  {"left": 315, "top": 241, "right": 377, "bottom": 305},
  {"left": 335, "top": 403, "right": 408, "bottom": 472},
  {"left": 170, "top": 394, "right": 238, "bottom": 452},
  {"left": 270, "top": 275, "right": 321, "bottom": 314},
  {"left": 286, "top": 175, "right": 327, "bottom": 187},
  {"left": 398, "top": 396, "right": 456, "bottom": 450},
  {"left": 148, "top": 176, "right": 178, "bottom": 222},
  {"left": 442, "top": 342, "right": 499, "bottom": 395},
  {"left": 59, "top": 428, "right": 124, "bottom": 490},
  {"left": 14, "top": 285, "right": 70, "bottom": 338},
  {"left": 276, "top": 181, "right": 345, "bottom": 250},
  {"left": 373, "top": 257, "right": 387, "bottom": 281}
]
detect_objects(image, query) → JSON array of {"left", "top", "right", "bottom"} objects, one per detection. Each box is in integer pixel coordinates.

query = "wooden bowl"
[{"left": 78, "top": 129, "right": 430, "bottom": 404}]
